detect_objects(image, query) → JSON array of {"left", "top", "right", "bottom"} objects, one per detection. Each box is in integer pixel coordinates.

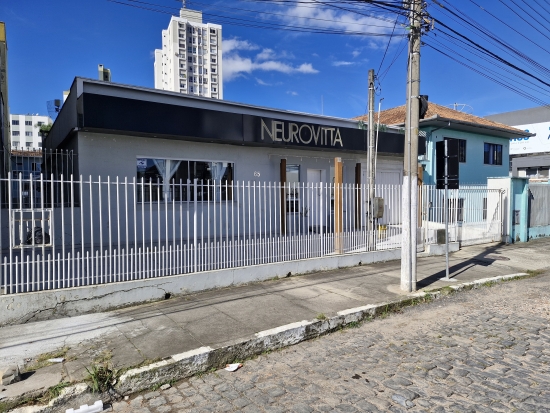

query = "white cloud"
[
  {"left": 222, "top": 38, "right": 259, "bottom": 54},
  {"left": 275, "top": 0, "right": 401, "bottom": 47},
  {"left": 256, "top": 78, "right": 271, "bottom": 86},
  {"left": 223, "top": 50, "right": 319, "bottom": 81},
  {"left": 352, "top": 50, "right": 361, "bottom": 58},
  {"left": 256, "top": 48, "right": 276, "bottom": 61},
  {"left": 332, "top": 61, "right": 354, "bottom": 67},
  {"left": 287, "top": 91, "right": 298, "bottom": 96}
]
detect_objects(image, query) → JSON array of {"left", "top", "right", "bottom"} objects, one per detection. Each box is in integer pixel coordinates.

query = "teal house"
[{"left": 365, "top": 103, "right": 531, "bottom": 185}]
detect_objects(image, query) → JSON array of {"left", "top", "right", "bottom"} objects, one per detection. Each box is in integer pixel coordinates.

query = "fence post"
[
  {"left": 193, "top": 178, "right": 198, "bottom": 272},
  {"left": 334, "top": 158, "right": 343, "bottom": 254}
]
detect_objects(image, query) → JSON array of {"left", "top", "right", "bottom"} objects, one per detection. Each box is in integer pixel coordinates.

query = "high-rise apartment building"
[
  {"left": 154, "top": 8, "right": 223, "bottom": 99},
  {"left": 10, "top": 114, "right": 52, "bottom": 150}
]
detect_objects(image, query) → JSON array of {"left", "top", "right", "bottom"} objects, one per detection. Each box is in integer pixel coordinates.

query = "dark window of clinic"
[
  {"left": 444, "top": 137, "right": 466, "bottom": 162},
  {"left": 137, "top": 158, "right": 233, "bottom": 202},
  {"left": 484, "top": 143, "right": 502, "bottom": 165}
]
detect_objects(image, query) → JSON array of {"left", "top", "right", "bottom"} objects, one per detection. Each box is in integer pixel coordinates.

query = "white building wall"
[
  {"left": 509, "top": 121, "right": 550, "bottom": 155},
  {"left": 154, "top": 9, "right": 223, "bottom": 99},
  {"left": 9, "top": 114, "right": 52, "bottom": 150}
]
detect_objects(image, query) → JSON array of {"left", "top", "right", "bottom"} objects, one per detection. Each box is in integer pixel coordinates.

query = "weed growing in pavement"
[
  {"left": 525, "top": 269, "right": 544, "bottom": 277},
  {"left": 439, "top": 286, "right": 455, "bottom": 296},
  {"left": 24, "top": 347, "right": 72, "bottom": 372},
  {"left": 40, "top": 381, "right": 71, "bottom": 403},
  {"left": 316, "top": 313, "right": 327, "bottom": 320},
  {"left": 85, "top": 363, "right": 118, "bottom": 393},
  {"left": 0, "top": 382, "right": 71, "bottom": 413},
  {"left": 345, "top": 321, "right": 360, "bottom": 329}
]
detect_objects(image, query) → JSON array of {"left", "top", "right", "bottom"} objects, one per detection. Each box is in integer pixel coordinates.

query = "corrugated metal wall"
[{"left": 529, "top": 184, "right": 550, "bottom": 227}]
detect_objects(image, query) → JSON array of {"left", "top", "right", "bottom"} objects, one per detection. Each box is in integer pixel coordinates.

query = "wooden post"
[
  {"left": 334, "top": 158, "right": 343, "bottom": 254},
  {"left": 280, "top": 159, "right": 286, "bottom": 235},
  {"left": 355, "top": 163, "right": 361, "bottom": 229}
]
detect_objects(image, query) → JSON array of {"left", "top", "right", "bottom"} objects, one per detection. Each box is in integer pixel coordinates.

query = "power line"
[
  {"left": 432, "top": 18, "right": 550, "bottom": 88},
  {"left": 108, "top": 0, "right": 408, "bottom": 36},
  {"left": 496, "top": 0, "right": 550, "bottom": 43},
  {"left": 377, "top": 14, "right": 401, "bottom": 74},
  {"left": 426, "top": 43, "right": 550, "bottom": 107},
  {"left": 378, "top": 35, "right": 407, "bottom": 83}
]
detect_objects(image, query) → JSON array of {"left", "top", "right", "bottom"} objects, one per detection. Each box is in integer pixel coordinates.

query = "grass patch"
[
  {"left": 526, "top": 269, "right": 544, "bottom": 277},
  {"left": 85, "top": 363, "right": 118, "bottom": 393},
  {"left": 39, "top": 381, "right": 71, "bottom": 403},
  {"left": 439, "top": 286, "right": 455, "bottom": 296},
  {"left": 316, "top": 313, "right": 327, "bottom": 320},
  {"left": 345, "top": 321, "right": 360, "bottom": 329},
  {"left": 24, "top": 347, "right": 71, "bottom": 372},
  {"left": 0, "top": 382, "right": 71, "bottom": 413}
]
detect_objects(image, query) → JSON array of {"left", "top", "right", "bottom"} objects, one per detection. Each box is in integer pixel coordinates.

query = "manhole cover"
[{"left": 484, "top": 254, "right": 510, "bottom": 261}]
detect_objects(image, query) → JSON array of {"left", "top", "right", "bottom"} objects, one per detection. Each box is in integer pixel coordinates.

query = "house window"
[
  {"left": 484, "top": 143, "right": 503, "bottom": 165},
  {"left": 444, "top": 137, "right": 466, "bottom": 163},
  {"left": 12, "top": 141, "right": 19, "bottom": 147},
  {"left": 37, "top": 122, "right": 44, "bottom": 126},
  {"left": 25, "top": 131, "right": 33, "bottom": 137},
  {"left": 12, "top": 131, "right": 20, "bottom": 136},
  {"left": 26, "top": 142, "right": 32, "bottom": 147},
  {"left": 25, "top": 120, "right": 32, "bottom": 126},
  {"left": 136, "top": 158, "right": 234, "bottom": 202},
  {"left": 12, "top": 120, "right": 19, "bottom": 125}
]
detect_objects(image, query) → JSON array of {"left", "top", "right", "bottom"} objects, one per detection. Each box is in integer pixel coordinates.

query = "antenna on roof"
[
  {"left": 446, "top": 103, "right": 473, "bottom": 114},
  {"left": 180, "top": 0, "right": 186, "bottom": 9}
]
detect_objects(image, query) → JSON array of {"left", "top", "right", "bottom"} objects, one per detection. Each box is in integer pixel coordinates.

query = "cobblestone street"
[{"left": 110, "top": 273, "right": 550, "bottom": 413}]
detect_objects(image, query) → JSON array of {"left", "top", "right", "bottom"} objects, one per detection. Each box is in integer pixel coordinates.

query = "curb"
[{"left": 9, "top": 271, "right": 530, "bottom": 412}]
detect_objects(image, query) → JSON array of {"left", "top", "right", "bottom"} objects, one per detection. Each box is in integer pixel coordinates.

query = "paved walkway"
[
  {"left": 111, "top": 269, "right": 550, "bottom": 413},
  {"left": 1, "top": 238, "right": 549, "bottom": 405}
]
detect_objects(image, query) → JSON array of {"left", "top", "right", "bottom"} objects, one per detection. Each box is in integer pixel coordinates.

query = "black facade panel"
[
  {"left": 81, "top": 92, "right": 414, "bottom": 156},
  {"left": 82, "top": 93, "right": 244, "bottom": 143}
]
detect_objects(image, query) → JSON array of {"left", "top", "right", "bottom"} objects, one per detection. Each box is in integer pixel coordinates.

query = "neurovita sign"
[{"left": 260, "top": 118, "right": 343, "bottom": 147}]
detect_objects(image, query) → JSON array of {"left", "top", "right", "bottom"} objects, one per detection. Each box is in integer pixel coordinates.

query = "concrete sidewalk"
[{"left": 1, "top": 238, "right": 549, "bottom": 408}]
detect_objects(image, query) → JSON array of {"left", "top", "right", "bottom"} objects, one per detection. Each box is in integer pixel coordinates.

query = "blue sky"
[{"left": 2, "top": 0, "right": 549, "bottom": 120}]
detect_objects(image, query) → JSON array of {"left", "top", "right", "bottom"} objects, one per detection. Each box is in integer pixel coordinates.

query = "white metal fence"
[
  {"left": 420, "top": 185, "right": 503, "bottom": 246},
  {"left": 0, "top": 174, "right": 501, "bottom": 294}
]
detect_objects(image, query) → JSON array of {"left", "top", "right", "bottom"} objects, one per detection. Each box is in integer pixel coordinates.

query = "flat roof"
[
  {"left": 73, "top": 77, "right": 372, "bottom": 129},
  {"left": 486, "top": 106, "right": 550, "bottom": 126},
  {"left": 46, "top": 77, "right": 419, "bottom": 156}
]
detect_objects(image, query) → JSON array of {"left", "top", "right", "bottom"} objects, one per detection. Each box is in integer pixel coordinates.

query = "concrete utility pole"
[
  {"left": 368, "top": 69, "right": 376, "bottom": 238},
  {"left": 401, "top": 0, "right": 422, "bottom": 292}
]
